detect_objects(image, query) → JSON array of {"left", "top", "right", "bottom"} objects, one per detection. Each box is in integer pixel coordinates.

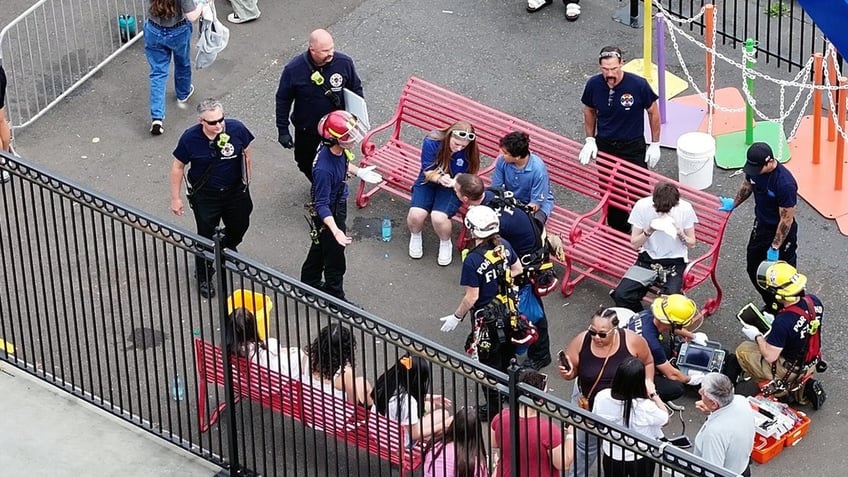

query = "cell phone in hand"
[
  {"left": 665, "top": 435, "right": 693, "bottom": 449},
  {"left": 558, "top": 350, "right": 571, "bottom": 371}
]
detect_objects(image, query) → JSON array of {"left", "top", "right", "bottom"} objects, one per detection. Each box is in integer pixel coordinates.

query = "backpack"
[
  {"left": 464, "top": 243, "right": 538, "bottom": 361},
  {"left": 486, "top": 188, "right": 559, "bottom": 296},
  {"left": 782, "top": 295, "right": 823, "bottom": 369},
  {"left": 775, "top": 295, "right": 827, "bottom": 409}
]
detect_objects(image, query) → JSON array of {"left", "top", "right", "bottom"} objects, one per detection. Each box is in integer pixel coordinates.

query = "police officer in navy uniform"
[
  {"left": 275, "top": 28, "right": 363, "bottom": 183},
  {"left": 438, "top": 205, "right": 524, "bottom": 421},
  {"left": 170, "top": 98, "right": 254, "bottom": 298},
  {"left": 719, "top": 142, "right": 798, "bottom": 310},
  {"left": 301, "top": 110, "right": 382, "bottom": 301},
  {"left": 454, "top": 173, "right": 552, "bottom": 371},
  {"left": 578, "top": 46, "right": 661, "bottom": 233}
]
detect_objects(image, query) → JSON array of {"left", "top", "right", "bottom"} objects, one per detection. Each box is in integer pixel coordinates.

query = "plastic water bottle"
[
  {"left": 171, "top": 375, "right": 185, "bottom": 401},
  {"left": 381, "top": 214, "right": 392, "bottom": 242},
  {"left": 118, "top": 15, "right": 137, "bottom": 43}
]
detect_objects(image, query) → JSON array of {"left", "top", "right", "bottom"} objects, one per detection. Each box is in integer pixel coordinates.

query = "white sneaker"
[
  {"left": 409, "top": 232, "right": 423, "bottom": 259},
  {"left": 176, "top": 84, "right": 195, "bottom": 108},
  {"left": 438, "top": 240, "right": 453, "bottom": 266}
]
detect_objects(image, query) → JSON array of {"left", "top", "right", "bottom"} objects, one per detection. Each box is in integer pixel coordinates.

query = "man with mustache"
[
  {"left": 578, "top": 46, "right": 661, "bottom": 233},
  {"left": 275, "top": 29, "right": 363, "bottom": 183}
]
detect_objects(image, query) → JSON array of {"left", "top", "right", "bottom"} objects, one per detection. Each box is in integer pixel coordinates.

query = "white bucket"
[{"left": 676, "top": 132, "right": 716, "bottom": 190}]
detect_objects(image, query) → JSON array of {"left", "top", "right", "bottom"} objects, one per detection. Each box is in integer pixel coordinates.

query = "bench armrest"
[
  {"left": 568, "top": 191, "right": 610, "bottom": 243},
  {"left": 682, "top": 242, "right": 720, "bottom": 288},
  {"left": 360, "top": 111, "right": 403, "bottom": 158}
]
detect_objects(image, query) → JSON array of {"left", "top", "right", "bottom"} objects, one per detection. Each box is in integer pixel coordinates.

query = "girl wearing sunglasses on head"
[
  {"left": 557, "top": 308, "right": 654, "bottom": 477},
  {"left": 407, "top": 121, "right": 481, "bottom": 266}
]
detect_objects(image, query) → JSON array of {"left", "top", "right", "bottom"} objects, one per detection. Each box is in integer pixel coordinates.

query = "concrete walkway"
[{"left": 0, "top": 364, "right": 222, "bottom": 477}]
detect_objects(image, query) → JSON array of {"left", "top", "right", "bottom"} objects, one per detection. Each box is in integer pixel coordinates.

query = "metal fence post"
[
  {"left": 214, "top": 226, "right": 241, "bottom": 474},
  {"left": 507, "top": 359, "right": 520, "bottom": 477}
]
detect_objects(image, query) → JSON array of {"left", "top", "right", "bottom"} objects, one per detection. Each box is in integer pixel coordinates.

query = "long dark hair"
[
  {"left": 225, "top": 308, "right": 264, "bottom": 358},
  {"left": 371, "top": 355, "right": 431, "bottom": 419},
  {"left": 427, "top": 407, "right": 488, "bottom": 477},
  {"left": 609, "top": 356, "right": 649, "bottom": 427},
  {"left": 149, "top": 0, "right": 178, "bottom": 19},
  {"left": 306, "top": 324, "right": 356, "bottom": 380}
]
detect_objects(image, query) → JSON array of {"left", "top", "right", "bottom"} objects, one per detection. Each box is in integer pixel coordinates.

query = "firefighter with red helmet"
[{"left": 300, "top": 110, "right": 381, "bottom": 301}]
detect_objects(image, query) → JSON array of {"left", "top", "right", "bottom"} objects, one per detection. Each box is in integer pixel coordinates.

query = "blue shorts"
[{"left": 410, "top": 176, "right": 461, "bottom": 217}]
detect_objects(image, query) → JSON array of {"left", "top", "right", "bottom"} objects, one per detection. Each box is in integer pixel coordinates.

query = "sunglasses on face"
[
  {"left": 203, "top": 116, "right": 225, "bottom": 126},
  {"left": 451, "top": 130, "right": 476, "bottom": 141},
  {"left": 587, "top": 328, "right": 612, "bottom": 338}
]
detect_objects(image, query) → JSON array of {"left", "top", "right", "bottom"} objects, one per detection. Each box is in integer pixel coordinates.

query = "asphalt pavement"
[{"left": 2, "top": 0, "right": 846, "bottom": 475}]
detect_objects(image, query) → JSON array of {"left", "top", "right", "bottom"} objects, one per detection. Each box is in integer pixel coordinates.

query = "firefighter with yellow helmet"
[
  {"left": 625, "top": 294, "right": 708, "bottom": 402},
  {"left": 735, "top": 261, "right": 826, "bottom": 407}
]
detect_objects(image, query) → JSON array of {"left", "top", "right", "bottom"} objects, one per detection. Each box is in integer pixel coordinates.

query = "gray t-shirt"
[{"left": 146, "top": 0, "right": 197, "bottom": 27}]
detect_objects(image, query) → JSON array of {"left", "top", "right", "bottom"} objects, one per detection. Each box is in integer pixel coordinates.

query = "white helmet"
[{"left": 465, "top": 205, "right": 500, "bottom": 239}]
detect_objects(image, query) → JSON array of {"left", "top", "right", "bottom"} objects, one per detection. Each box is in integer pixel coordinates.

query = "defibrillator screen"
[{"left": 682, "top": 348, "right": 712, "bottom": 368}]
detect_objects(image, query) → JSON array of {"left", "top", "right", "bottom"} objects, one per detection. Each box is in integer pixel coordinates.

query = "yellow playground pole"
[
  {"left": 643, "top": 0, "right": 653, "bottom": 81},
  {"left": 622, "top": 0, "right": 688, "bottom": 99}
]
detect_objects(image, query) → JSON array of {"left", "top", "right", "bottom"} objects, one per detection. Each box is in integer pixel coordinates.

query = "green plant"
[{"left": 765, "top": 1, "right": 790, "bottom": 17}]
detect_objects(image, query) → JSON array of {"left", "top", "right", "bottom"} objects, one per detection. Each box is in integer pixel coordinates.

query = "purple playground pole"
[{"left": 657, "top": 13, "right": 667, "bottom": 123}]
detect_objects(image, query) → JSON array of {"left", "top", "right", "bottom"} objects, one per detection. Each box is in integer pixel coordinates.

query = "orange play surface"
[{"left": 787, "top": 114, "right": 848, "bottom": 235}]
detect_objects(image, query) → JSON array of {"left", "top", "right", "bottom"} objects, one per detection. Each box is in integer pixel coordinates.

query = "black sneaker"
[
  {"left": 150, "top": 119, "right": 164, "bottom": 136},
  {"left": 199, "top": 280, "right": 216, "bottom": 298}
]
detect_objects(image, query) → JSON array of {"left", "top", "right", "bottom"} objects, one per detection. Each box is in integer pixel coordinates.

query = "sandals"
[{"left": 565, "top": 2, "right": 581, "bottom": 21}]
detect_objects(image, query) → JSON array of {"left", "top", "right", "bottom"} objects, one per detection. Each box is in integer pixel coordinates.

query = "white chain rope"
[
  {"left": 664, "top": 18, "right": 746, "bottom": 119},
  {"left": 739, "top": 47, "right": 816, "bottom": 159},
  {"left": 822, "top": 46, "right": 848, "bottom": 143},
  {"left": 740, "top": 49, "right": 814, "bottom": 124},
  {"left": 652, "top": 1, "right": 706, "bottom": 25},
  {"left": 657, "top": 3, "right": 720, "bottom": 132},
  {"left": 656, "top": 1, "right": 848, "bottom": 144}
]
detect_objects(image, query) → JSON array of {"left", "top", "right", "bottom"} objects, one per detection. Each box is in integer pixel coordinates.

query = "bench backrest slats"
[{"left": 195, "top": 338, "right": 420, "bottom": 470}]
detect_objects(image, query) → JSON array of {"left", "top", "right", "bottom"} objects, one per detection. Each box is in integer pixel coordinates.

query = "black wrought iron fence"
[
  {"left": 0, "top": 151, "right": 734, "bottom": 476},
  {"left": 660, "top": 0, "right": 835, "bottom": 72}
]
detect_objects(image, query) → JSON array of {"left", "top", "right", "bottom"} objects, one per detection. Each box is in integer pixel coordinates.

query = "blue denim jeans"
[{"left": 143, "top": 20, "right": 193, "bottom": 121}]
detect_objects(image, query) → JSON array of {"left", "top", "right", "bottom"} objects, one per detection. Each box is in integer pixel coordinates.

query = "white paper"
[
  {"left": 650, "top": 215, "right": 678, "bottom": 238},
  {"left": 343, "top": 88, "right": 370, "bottom": 131}
]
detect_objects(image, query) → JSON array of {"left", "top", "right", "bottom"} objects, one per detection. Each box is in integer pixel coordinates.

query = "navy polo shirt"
[
  {"left": 460, "top": 238, "right": 518, "bottom": 309},
  {"left": 746, "top": 163, "right": 798, "bottom": 227},
  {"left": 173, "top": 119, "right": 254, "bottom": 190},
  {"left": 581, "top": 72, "right": 658, "bottom": 142},
  {"left": 628, "top": 310, "right": 670, "bottom": 366}
]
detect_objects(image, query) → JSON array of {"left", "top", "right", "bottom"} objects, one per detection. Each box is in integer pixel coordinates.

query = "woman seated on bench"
[
  {"left": 423, "top": 406, "right": 489, "bottom": 477},
  {"left": 301, "top": 323, "right": 374, "bottom": 408},
  {"left": 372, "top": 354, "right": 453, "bottom": 447},
  {"left": 226, "top": 307, "right": 304, "bottom": 377},
  {"left": 407, "top": 120, "right": 480, "bottom": 266}
]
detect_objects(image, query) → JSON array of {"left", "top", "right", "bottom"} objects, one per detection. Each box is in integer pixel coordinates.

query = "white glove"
[
  {"left": 646, "top": 142, "right": 661, "bottom": 168},
  {"left": 439, "top": 314, "right": 462, "bottom": 333},
  {"left": 690, "top": 332, "right": 708, "bottom": 346},
  {"left": 687, "top": 371, "right": 705, "bottom": 386},
  {"left": 579, "top": 137, "right": 598, "bottom": 165},
  {"left": 356, "top": 166, "right": 383, "bottom": 184},
  {"left": 742, "top": 324, "right": 762, "bottom": 342}
]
